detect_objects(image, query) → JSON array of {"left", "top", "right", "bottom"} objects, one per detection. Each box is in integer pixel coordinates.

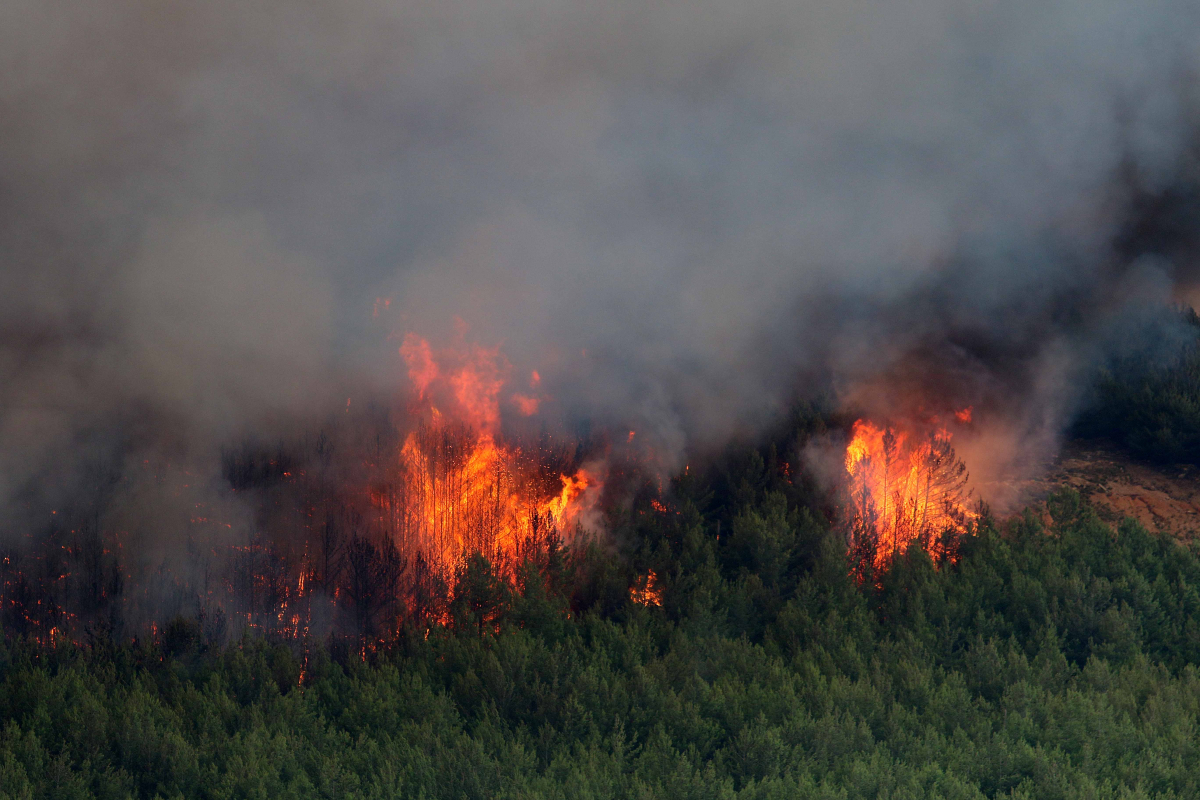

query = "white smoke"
[{"left": 0, "top": 0, "right": 1198, "bottom": 516}]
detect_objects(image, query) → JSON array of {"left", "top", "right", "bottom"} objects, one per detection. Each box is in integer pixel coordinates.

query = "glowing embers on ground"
[
  {"left": 629, "top": 570, "right": 662, "bottom": 606},
  {"left": 377, "top": 334, "right": 598, "bottom": 588},
  {"left": 843, "top": 415, "right": 975, "bottom": 578}
]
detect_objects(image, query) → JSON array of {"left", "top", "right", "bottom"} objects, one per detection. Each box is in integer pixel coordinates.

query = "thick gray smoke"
[{"left": 2, "top": 0, "right": 1200, "bottom": 531}]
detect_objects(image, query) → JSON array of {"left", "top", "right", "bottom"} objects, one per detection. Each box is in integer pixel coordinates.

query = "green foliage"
[
  {"left": 1075, "top": 307, "right": 1200, "bottom": 463},
  {"left": 6, "top": 483, "right": 1200, "bottom": 797}
]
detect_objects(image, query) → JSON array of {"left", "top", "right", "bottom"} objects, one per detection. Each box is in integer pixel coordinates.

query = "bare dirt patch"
[{"left": 990, "top": 441, "right": 1200, "bottom": 539}]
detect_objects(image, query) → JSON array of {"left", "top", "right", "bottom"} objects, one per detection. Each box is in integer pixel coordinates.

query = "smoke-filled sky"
[{"left": 3, "top": 0, "right": 1200, "bottom": 519}]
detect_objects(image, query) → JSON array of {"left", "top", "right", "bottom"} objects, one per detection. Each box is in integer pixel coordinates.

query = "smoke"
[{"left": 2, "top": 0, "right": 1200, "bottom": 534}]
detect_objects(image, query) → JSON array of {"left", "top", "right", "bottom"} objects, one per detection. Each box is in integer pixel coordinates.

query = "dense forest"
[
  {"left": 6, "top": 439, "right": 1200, "bottom": 797},
  {"left": 7, "top": 0, "right": 1200, "bottom": 795},
  {"left": 4, "top": 319, "right": 1200, "bottom": 799},
  {"left": 1074, "top": 307, "right": 1200, "bottom": 464}
]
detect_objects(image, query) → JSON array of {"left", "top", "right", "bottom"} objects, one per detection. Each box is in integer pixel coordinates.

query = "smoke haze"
[{"left": 3, "top": 0, "right": 1200, "bottom": 529}]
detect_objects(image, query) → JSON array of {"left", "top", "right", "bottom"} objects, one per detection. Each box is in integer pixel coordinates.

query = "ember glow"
[
  {"left": 630, "top": 570, "right": 662, "bottom": 607},
  {"left": 843, "top": 414, "right": 975, "bottom": 577}
]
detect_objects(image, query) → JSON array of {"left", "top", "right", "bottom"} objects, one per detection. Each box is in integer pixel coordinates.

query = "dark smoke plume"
[{"left": 2, "top": 0, "right": 1200, "bottom": 566}]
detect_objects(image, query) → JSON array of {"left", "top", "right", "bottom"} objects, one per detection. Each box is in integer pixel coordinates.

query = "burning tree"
[
  {"left": 843, "top": 419, "right": 973, "bottom": 578},
  {"left": 372, "top": 334, "right": 597, "bottom": 592},
  {"left": 0, "top": 330, "right": 604, "bottom": 651},
  {"left": 376, "top": 420, "right": 590, "bottom": 583}
]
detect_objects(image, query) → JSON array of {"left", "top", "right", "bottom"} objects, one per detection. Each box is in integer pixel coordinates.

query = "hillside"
[
  {"left": 1010, "top": 442, "right": 1200, "bottom": 538},
  {"left": 0, "top": 469, "right": 1199, "bottom": 798}
]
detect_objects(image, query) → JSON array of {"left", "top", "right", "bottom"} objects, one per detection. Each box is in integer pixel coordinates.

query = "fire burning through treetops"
[
  {"left": 383, "top": 333, "right": 600, "bottom": 586},
  {"left": 0, "top": 328, "right": 605, "bottom": 650},
  {"left": 0, "top": 314, "right": 992, "bottom": 649},
  {"left": 842, "top": 408, "right": 978, "bottom": 581}
]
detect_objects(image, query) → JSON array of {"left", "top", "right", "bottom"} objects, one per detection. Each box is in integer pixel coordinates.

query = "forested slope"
[
  {"left": 2, "top": 482, "right": 1200, "bottom": 799},
  {"left": 1075, "top": 307, "right": 1200, "bottom": 465}
]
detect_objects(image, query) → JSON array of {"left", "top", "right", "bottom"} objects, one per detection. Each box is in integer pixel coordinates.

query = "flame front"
[
  {"left": 386, "top": 425, "right": 593, "bottom": 578},
  {"left": 381, "top": 335, "right": 597, "bottom": 587},
  {"left": 0, "top": 331, "right": 603, "bottom": 649},
  {"left": 844, "top": 416, "right": 974, "bottom": 576}
]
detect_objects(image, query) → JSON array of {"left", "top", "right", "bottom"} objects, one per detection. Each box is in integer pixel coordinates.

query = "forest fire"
[
  {"left": 378, "top": 334, "right": 599, "bottom": 587},
  {"left": 843, "top": 412, "right": 975, "bottom": 578},
  {"left": 0, "top": 330, "right": 607, "bottom": 650},
  {"left": 205, "top": 331, "right": 603, "bottom": 645},
  {"left": 629, "top": 570, "right": 662, "bottom": 606}
]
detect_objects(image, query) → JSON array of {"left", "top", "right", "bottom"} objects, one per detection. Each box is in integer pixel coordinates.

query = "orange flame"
[
  {"left": 844, "top": 417, "right": 974, "bottom": 574},
  {"left": 630, "top": 570, "right": 662, "bottom": 606},
  {"left": 448, "top": 343, "right": 505, "bottom": 434},
  {"left": 382, "top": 335, "right": 598, "bottom": 585},
  {"left": 512, "top": 394, "right": 540, "bottom": 416},
  {"left": 400, "top": 334, "right": 440, "bottom": 401}
]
